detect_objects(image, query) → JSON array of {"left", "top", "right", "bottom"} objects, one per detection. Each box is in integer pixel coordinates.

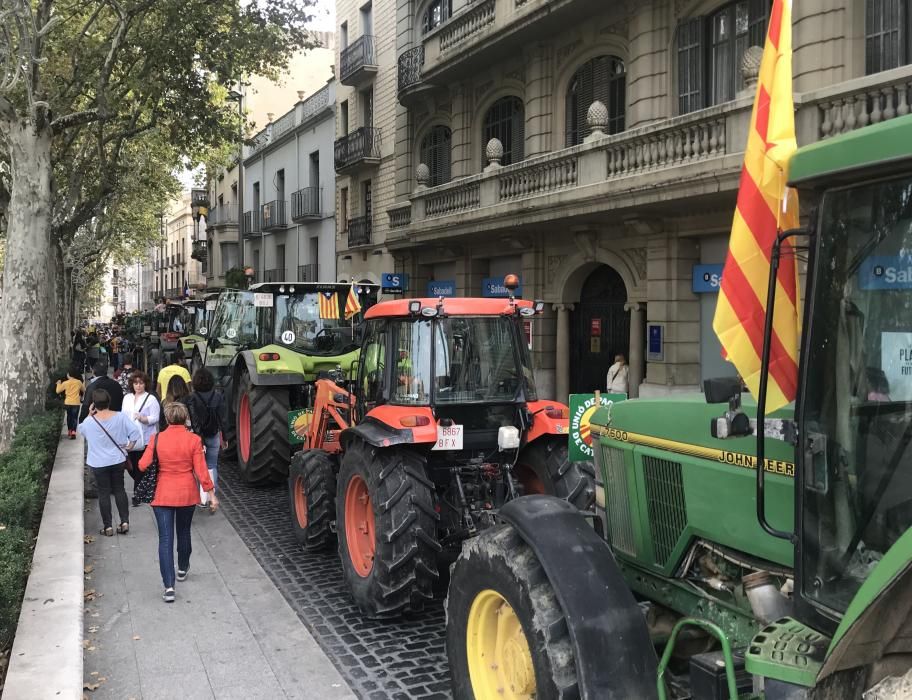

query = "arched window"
[
  {"left": 423, "top": 0, "right": 452, "bottom": 33},
  {"left": 866, "top": 0, "right": 911, "bottom": 74},
  {"left": 420, "top": 125, "right": 452, "bottom": 186},
  {"left": 565, "top": 55, "right": 626, "bottom": 147},
  {"left": 482, "top": 96, "right": 524, "bottom": 167},
  {"left": 676, "top": 0, "right": 768, "bottom": 114}
]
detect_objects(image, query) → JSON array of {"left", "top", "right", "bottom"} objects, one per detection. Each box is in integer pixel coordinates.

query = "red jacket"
[{"left": 139, "top": 425, "right": 214, "bottom": 507}]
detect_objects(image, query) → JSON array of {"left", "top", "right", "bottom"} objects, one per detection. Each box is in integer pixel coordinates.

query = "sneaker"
[
  {"left": 162, "top": 587, "right": 175, "bottom": 603},
  {"left": 132, "top": 496, "right": 140, "bottom": 507},
  {"left": 176, "top": 568, "right": 189, "bottom": 582},
  {"left": 68, "top": 430, "right": 76, "bottom": 440},
  {"left": 197, "top": 503, "right": 209, "bottom": 510}
]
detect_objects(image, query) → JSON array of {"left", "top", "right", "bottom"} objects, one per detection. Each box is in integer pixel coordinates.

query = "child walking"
[{"left": 56, "top": 367, "right": 85, "bottom": 439}]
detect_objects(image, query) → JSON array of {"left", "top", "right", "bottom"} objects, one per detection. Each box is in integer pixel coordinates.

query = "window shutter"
[
  {"left": 513, "top": 99, "right": 525, "bottom": 163},
  {"left": 677, "top": 16, "right": 706, "bottom": 114}
]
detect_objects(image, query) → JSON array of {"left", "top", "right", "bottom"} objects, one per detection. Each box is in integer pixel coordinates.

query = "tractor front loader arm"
[{"left": 307, "top": 379, "right": 356, "bottom": 454}]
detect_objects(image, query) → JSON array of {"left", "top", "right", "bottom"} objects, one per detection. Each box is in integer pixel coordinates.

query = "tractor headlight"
[
  {"left": 420, "top": 307, "right": 438, "bottom": 317},
  {"left": 518, "top": 306, "right": 535, "bottom": 317},
  {"left": 409, "top": 300, "right": 422, "bottom": 315},
  {"left": 498, "top": 426, "right": 521, "bottom": 450}
]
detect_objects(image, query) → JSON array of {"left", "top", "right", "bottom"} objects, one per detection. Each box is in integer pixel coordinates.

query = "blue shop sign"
[
  {"left": 427, "top": 280, "right": 456, "bottom": 297},
  {"left": 648, "top": 323, "right": 664, "bottom": 362},
  {"left": 859, "top": 255, "right": 912, "bottom": 290},
  {"left": 692, "top": 264, "right": 724, "bottom": 293},
  {"left": 381, "top": 273, "right": 409, "bottom": 293},
  {"left": 482, "top": 276, "right": 522, "bottom": 298}
]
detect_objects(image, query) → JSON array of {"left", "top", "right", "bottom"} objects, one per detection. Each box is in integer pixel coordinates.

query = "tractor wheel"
[
  {"left": 288, "top": 449, "right": 337, "bottom": 550},
  {"left": 514, "top": 439, "right": 595, "bottom": 511},
  {"left": 446, "top": 523, "right": 578, "bottom": 700},
  {"left": 337, "top": 440, "right": 441, "bottom": 618},
  {"left": 235, "top": 372, "right": 290, "bottom": 484}
]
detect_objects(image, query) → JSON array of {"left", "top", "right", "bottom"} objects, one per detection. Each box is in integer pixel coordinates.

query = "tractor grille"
[
  {"left": 598, "top": 445, "right": 637, "bottom": 557},
  {"left": 643, "top": 456, "right": 687, "bottom": 567}
]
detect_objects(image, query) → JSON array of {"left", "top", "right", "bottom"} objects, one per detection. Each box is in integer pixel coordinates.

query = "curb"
[{"left": 2, "top": 423, "right": 83, "bottom": 700}]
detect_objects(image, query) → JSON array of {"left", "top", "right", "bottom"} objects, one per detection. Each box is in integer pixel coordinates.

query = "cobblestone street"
[{"left": 217, "top": 459, "right": 452, "bottom": 700}]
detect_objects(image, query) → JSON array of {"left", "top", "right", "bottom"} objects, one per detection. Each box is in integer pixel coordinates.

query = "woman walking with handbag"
[
  {"left": 121, "top": 370, "right": 160, "bottom": 506},
  {"left": 77, "top": 389, "right": 141, "bottom": 536},
  {"left": 138, "top": 402, "right": 218, "bottom": 603}
]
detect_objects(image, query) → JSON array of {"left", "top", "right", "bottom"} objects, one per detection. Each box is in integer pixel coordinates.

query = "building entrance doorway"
[{"left": 570, "top": 265, "right": 629, "bottom": 393}]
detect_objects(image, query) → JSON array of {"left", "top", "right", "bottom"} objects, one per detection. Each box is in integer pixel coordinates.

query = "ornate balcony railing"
[
  {"left": 425, "top": 182, "right": 480, "bottom": 217},
  {"left": 301, "top": 85, "right": 331, "bottom": 121},
  {"left": 291, "top": 187, "right": 322, "bottom": 220},
  {"left": 242, "top": 210, "right": 261, "bottom": 237},
  {"left": 263, "top": 268, "right": 285, "bottom": 283},
  {"left": 209, "top": 204, "right": 238, "bottom": 226},
  {"left": 397, "top": 46, "right": 424, "bottom": 95},
  {"left": 438, "top": 0, "right": 495, "bottom": 53},
  {"left": 387, "top": 202, "right": 412, "bottom": 229},
  {"left": 298, "top": 264, "right": 320, "bottom": 282},
  {"left": 271, "top": 110, "right": 295, "bottom": 140},
  {"left": 340, "top": 35, "right": 377, "bottom": 85},
  {"left": 347, "top": 216, "right": 372, "bottom": 247},
  {"left": 191, "top": 239, "right": 207, "bottom": 263},
  {"left": 262, "top": 200, "right": 288, "bottom": 230},
  {"left": 334, "top": 127, "right": 382, "bottom": 171}
]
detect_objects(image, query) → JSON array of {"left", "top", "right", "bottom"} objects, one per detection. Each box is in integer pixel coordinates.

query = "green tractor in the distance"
[
  {"left": 444, "top": 116, "right": 912, "bottom": 698},
  {"left": 180, "top": 293, "right": 218, "bottom": 359},
  {"left": 201, "top": 281, "right": 378, "bottom": 484}
]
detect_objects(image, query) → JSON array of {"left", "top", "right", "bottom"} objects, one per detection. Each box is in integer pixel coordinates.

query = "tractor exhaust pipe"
[{"left": 743, "top": 571, "right": 791, "bottom": 625}]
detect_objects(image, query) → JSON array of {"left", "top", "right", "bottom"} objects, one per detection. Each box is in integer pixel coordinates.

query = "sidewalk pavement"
[{"left": 83, "top": 477, "right": 357, "bottom": 699}]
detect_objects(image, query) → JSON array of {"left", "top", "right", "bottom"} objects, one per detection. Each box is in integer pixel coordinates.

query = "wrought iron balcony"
[
  {"left": 242, "top": 210, "right": 261, "bottom": 237},
  {"left": 334, "top": 127, "right": 381, "bottom": 173},
  {"left": 340, "top": 35, "right": 378, "bottom": 87},
  {"left": 397, "top": 46, "right": 424, "bottom": 99},
  {"left": 191, "top": 239, "right": 208, "bottom": 263},
  {"left": 347, "top": 216, "right": 372, "bottom": 248},
  {"left": 262, "top": 200, "right": 288, "bottom": 231},
  {"left": 263, "top": 268, "right": 285, "bottom": 283},
  {"left": 297, "top": 263, "right": 320, "bottom": 282},
  {"left": 291, "top": 187, "right": 322, "bottom": 221},
  {"left": 208, "top": 204, "right": 238, "bottom": 227}
]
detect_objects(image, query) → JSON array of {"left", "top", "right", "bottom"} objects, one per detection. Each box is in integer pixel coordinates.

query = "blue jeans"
[
  {"left": 152, "top": 505, "right": 195, "bottom": 588},
  {"left": 65, "top": 406, "right": 79, "bottom": 432},
  {"left": 202, "top": 434, "right": 220, "bottom": 490}
]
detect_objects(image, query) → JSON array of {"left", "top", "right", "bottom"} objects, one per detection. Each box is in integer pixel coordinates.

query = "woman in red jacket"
[{"left": 139, "top": 401, "right": 219, "bottom": 603}]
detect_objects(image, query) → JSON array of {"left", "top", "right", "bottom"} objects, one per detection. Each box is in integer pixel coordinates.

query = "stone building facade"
[
  {"left": 336, "top": 0, "right": 912, "bottom": 399},
  {"left": 152, "top": 193, "right": 206, "bottom": 301}
]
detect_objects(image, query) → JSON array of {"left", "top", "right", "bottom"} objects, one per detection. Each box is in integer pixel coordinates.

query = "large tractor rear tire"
[
  {"left": 288, "top": 449, "right": 337, "bottom": 550},
  {"left": 235, "top": 372, "right": 290, "bottom": 484},
  {"left": 337, "top": 440, "right": 441, "bottom": 618},
  {"left": 514, "top": 439, "right": 595, "bottom": 511},
  {"left": 446, "top": 523, "right": 579, "bottom": 700}
]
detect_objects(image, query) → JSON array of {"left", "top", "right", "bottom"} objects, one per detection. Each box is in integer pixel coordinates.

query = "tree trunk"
[{"left": 0, "top": 118, "right": 53, "bottom": 449}]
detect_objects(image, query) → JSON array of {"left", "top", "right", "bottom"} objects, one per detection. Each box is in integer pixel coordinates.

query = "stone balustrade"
[
  {"left": 606, "top": 116, "right": 726, "bottom": 176},
  {"left": 438, "top": 0, "right": 495, "bottom": 54},
  {"left": 499, "top": 154, "right": 578, "bottom": 200},
  {"left": 387, "top": 202, "right": 412, "bottom": 229},
  {"left": 424, "top": 181, "right": 481, "bottom": 217}
]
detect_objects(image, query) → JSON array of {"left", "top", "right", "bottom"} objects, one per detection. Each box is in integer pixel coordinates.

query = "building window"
[
  {"left": 866, "top": 0, "right": 910, "bottom": 74},
  {"left": 420, "top": 126, "right": 451, "bottom": 186},
  {"left": 482, "top": 96, "right": 524, "bottom": 167},
  {"left": 676, "top": 0, "right": 768, "bottom": 114},
  {"left": 565, "top": 56, "right": 626, "bottom": 147},
  {"left": 423, "top": 0, "right": 452, "bottom": 33}
]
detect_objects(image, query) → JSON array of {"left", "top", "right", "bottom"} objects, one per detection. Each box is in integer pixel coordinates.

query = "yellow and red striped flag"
[
  {"left": 344, "top": 284, "right": 362, "bottom": 321},
  {"left": 319, "top": 291, "right": 339, "bottom": 320},
  {"left": 713, "top": 0, "right": 800, "bottom": 412}
]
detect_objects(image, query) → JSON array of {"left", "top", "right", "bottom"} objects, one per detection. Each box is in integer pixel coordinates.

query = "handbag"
[{"left": 134, "top": 434, "right": 159, "bottom": 504}]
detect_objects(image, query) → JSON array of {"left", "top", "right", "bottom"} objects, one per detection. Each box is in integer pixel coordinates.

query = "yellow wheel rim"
[{"left": 466, "top": 589, "right": 536, "bottom": 699}]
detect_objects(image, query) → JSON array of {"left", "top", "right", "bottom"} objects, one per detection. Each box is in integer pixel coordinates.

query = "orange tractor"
[{"left": 287, "top": 287, "right": 595, "bottom": 618}]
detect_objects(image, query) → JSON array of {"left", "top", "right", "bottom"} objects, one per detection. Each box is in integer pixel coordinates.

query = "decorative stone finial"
[
  {"left": 741, "top": 46, "right": 764, "bottom": 90},
  {"left": 485, "top": 138, "right": 503, "bottom": 169},
  {"left": 297, "top": 90, "right": 306, "bottom": 101},
  {"left": 585, "top": 100, "right": 609, "bottom": 142},
  {"left": 267, "top": 112, "right": 275, "bottom": 123},
  {"left": 416, "top": 163, "right": 430, "bottom": 189}
]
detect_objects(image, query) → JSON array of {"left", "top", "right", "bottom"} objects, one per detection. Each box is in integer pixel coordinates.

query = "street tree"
[{"left": 0, "top": 0, "right": 316, "bottom": 448}]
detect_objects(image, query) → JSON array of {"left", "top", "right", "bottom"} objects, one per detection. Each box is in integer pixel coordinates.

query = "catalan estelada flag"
[
  {"left": 319, "top": 291, "right": 338, "bottom": 320},
  {"left": 713, "top": 0, "right": 799, "bottom": 412},
  {"left": 344, "top": 284, "right": 362, "bottom": 321}
]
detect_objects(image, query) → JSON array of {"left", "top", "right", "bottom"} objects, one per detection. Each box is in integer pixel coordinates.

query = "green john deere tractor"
[
  {"left": 201, "top": 281, "right": 377, "bottom": 484},
  {"left": 444, "top": 116, "right": 912, "bottom": 699},
  {"left": 180, "top": 294, "right": 218, "bottom": 359}
]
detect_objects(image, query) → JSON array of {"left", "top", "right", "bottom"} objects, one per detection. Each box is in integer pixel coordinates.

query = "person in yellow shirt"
[
  {"left": 156, "top": 348, "right": 191, "bottom": 398},
  {"left": 56, "top": 367, "right": 85, "bottom": 439}
]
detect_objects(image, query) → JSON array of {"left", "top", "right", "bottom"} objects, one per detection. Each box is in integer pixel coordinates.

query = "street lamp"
[
  {"left": 227, "top": 89, "right": 245, "bottom": 269},
  {"left": 156, "top": 211, "right": 165, "bottom": 302}
]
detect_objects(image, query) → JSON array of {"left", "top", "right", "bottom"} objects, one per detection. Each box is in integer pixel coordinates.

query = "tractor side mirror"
[{"left": 703, "top": 376, "right": 743, "bottom": 405}]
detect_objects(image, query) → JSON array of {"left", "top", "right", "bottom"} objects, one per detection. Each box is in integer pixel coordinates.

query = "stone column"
[
  {"left": 625, "top": 302, "right": 644, "bottom": 398},
  {"left": 554, "top": 303, "right": 573, "bottom": 401}
]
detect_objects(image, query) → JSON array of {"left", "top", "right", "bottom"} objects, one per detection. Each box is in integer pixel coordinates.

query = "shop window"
[{"left": 565, "top": 55, "right": 626, "bottom": 146}]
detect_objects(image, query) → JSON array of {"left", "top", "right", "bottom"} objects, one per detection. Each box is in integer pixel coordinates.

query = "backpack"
[{"left": 188, "top": 392, "right": 220, "bottom": 437}]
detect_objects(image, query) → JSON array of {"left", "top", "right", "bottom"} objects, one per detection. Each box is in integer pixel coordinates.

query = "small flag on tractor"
[
  {"left": 712, "top": 0, "right": 800, "bottom": 412},
  {"left": 344, "top": 284, "right": 362, "bottom": 321},
  {"left": 318, "top": 291, "right": 338, "bottom": 320}
]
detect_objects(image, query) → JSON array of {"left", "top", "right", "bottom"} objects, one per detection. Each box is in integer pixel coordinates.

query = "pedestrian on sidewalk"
[
  {"left": 156, "top": 347, "right": 191, "bottom": 398},
  {"left": 121, "top": 370, "right": 160, "bottom": 506},
  {"left": 159, "top": 374, "right": 191, "bottom": 431},
  {"left": 79, "top": 363, "right": 124, "bottom": 423},
  {"left": 56, "top": 367, "right": 85, "bottom": 439},
  {"left": 78, "top": 389, "right": 141, "bottom": 537},
  {"left": 186, "top": 368, "right": 228, "bottom": 508},
  {"left": 114, "top": 353, "right": 136, "bottom": 394},
  {"left": 72, "top": 331, "right": 87, "bottom": 374},
  {"left": 139, "top": 402, "right": 218, "bottom": 603}
]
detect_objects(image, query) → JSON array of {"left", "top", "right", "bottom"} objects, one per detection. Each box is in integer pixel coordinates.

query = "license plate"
[{"left": 433, "top": 424, "right": 463, "bottom": 451}]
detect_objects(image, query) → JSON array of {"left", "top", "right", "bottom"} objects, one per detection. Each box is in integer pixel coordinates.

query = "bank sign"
[
  {"left": 859, "top": 256, "right": 912, "bottom": 290},
  {"left": 427, "top": 280, "right": 456, "bottom": 297},
  {"left": 569, "top": 393, "right": 627, "bottom": 462},
  {"left": 482, "top": 277, "right": 522, "bottom": 298},
  {"left": 692, "top": 264, "right": 723, "bottom": 293},
  {"left": 381, "top": 273, "right": 408, "bottom": 293}
]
